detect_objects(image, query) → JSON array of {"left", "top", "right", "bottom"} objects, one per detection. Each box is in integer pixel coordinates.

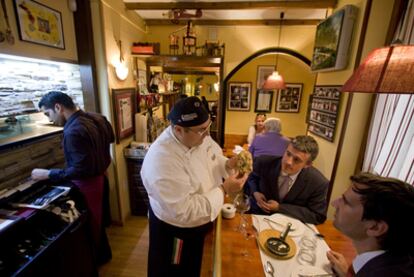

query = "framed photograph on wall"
[
  {"left": 255, "top": 89, "right": 273, "bottom": 113},
  {"left": 228, "top": 82, "right": 251, "bottom": 111},
  {"left": 275, "top": 83, "right": 303, "bottom": 113},
  {"left": 307, "top": 86, "right": 341, "bottom": 142},
  {"left": 13, "top": 0, "right": 65, "bottom": 49},
  {"left": 112, "top": 88, "right": 136, "bottom": 143},
  {"left": 256, "top": 65, "right": 275, "bottom": 89}
]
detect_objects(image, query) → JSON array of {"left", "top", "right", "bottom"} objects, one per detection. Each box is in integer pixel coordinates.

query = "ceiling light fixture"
[
  {"left": 263, "top": 12, "right": 286, "bottom": 90},
  {"left": 341, "top": 44, "right": 414, "bottom": 94}
]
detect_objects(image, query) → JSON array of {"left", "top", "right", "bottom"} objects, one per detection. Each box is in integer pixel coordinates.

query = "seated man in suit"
[
  {"left": 247, "top": 135, "right": 329, "bottom": 224},
  {"left": 327, "top": 172, "right": 414, "bottom": 277}
]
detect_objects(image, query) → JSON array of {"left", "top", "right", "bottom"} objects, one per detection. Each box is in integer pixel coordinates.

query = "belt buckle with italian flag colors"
[{"left": 171, "top": 237, "right": 183, "bottom": 264}]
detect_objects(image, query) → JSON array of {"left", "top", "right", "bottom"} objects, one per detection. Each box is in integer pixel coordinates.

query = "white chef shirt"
[{"left": 141, "top": 126, "right": 229, "bottom": 228}]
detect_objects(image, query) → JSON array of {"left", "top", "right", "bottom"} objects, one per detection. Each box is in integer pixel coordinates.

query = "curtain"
[{"left": 362, "top": 0, "right": 414, "bottom": 185}]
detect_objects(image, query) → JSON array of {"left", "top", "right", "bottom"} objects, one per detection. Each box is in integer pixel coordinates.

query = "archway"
[{"left": 219, "top": 47, "right": 312, "bottom": 146}]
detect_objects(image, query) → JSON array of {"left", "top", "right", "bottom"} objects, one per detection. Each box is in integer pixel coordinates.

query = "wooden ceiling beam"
[
  {"left": 125, "top": 1, "right": 337, "bottom": 10},
  {"left": 145, "top": 19, "right": 321, "bottom": 26}
]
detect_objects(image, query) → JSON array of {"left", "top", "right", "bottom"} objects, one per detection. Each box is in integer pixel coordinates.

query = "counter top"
[{"left": 0, "top": 122, "right": 63, "bottom": 151}]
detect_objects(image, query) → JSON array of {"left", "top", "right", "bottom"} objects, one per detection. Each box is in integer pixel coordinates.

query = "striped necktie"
[{"left": 278, "top": 175, "right": 291, "bottom": 200}]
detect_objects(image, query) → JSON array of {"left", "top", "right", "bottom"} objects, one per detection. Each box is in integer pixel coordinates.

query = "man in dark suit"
[
  {"left": 248, "top": 135, "right": 329, "bottom": 224},
  {"left": 327, "top": 172, "right": 414, "bottom": 277}
]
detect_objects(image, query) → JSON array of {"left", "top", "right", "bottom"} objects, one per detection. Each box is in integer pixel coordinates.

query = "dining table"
[{"left": 201, "top": 212, "right": 357, "bottom": 277}]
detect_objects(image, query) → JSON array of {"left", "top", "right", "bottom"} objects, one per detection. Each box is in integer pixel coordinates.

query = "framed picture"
[
  {"left": 228, "top": 82, "right": 251, "bottom": 111},
  {"left": 13, "top": 0, "right": 65, "bottom": 49},
  {"left": 310, "top": 5, "right": 357, "bottom": 72},
  {"left": 255, "top": 89, "right": 273, "bottom": 113},
  {"left": 138, "top": 70, "right": 148, "bottom": 94},
  {"left": 256, "top": 65, "right": 275, "bottom": 89},
  {"left": 112, "top": 88, "right": 136, "bottom": 143},
  {"left": 275, "top": 83, "right": 303, "bottom": 113},
  {"left": 307, "top": 86, "right": 341, "bottom": 142}
]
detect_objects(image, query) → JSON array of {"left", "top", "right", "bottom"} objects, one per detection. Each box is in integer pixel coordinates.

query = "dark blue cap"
[{"left": 167, "top": 96, "right": 209, "bottom": 127}]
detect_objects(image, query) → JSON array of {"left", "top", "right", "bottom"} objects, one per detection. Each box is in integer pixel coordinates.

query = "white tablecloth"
[{"left": 252, "top": 214, "right": 334, "bottom": 277}]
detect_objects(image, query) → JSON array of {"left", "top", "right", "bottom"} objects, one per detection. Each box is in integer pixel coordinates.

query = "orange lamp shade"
[
  {"left": 342, "top": 45, "right": 414, "bottom": 94},
  {"left": 263, "top": 71, "right": 286, "bottom": 90}
]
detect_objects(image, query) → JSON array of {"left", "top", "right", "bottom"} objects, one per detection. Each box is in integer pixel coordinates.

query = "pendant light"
[
  {"left": 342, "top": 44, "right": 414, "bottom": 94},
  {"left": 263, "top": 12, "right": 286, "bottom": 90}
]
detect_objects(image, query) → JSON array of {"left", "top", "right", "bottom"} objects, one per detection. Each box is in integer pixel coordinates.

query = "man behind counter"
[
  {"left": 248, "top": 135, "right": 329, "bottom": 224},
  {"left": 141, "top": 96, "right": 247, "bottom": 277},
  {"left": 31, "top": 91, "right": 114, "bottom": 264}
]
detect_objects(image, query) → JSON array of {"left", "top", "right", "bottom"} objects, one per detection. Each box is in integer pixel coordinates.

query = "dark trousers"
[{"left": 148, "top": 206, "right": 212, "bottom": 277}]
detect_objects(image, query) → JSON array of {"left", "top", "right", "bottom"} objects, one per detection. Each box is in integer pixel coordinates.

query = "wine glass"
[{"left": 233, "top": 193, "right": 251, "bottom": 257}]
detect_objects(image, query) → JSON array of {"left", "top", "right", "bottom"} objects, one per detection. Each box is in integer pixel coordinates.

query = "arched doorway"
[{"left": 219, "top": 48, "right": 312, "bottom": 147}]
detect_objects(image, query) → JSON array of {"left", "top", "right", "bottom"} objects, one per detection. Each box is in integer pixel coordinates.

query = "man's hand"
[
  {"left": 252, "top": 192, "right": 270, "bottom": 213},
  {"left": 266, "top": 199, "right": 280, "bottom": 212},
  {"left": 222, "top": 172, "right": 248, "bottom": 195},
  {"left": 327, "top": 250, "right": 348, "bottom": 277},
  {"left": 225, "top": 156, "right": 238, "bottom": 171},
  {"left": 31, "top": 169, "right": 50, "bottom": 181}
]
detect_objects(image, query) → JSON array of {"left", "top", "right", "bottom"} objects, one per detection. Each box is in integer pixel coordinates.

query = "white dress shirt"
[
  {"left": 141, "top": 126, "right": 229, "bottom": 228},
  {"left": 353, "top": 250, "right": 386, "bottom": 273}
]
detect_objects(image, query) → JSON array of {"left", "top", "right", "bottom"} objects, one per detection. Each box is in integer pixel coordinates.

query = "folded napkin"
[{"left": 252, "top": 214, "right": 333, "bottom": 277}]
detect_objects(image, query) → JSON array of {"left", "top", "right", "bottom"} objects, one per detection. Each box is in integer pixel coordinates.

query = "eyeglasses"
[{"left": 187, "top": 121, "right": 212, "bottom": 136}]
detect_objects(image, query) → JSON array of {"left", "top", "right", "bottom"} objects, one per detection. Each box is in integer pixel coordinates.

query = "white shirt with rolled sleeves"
[{"left": 141, "top": 126, "right": 229, "bottom": 228}]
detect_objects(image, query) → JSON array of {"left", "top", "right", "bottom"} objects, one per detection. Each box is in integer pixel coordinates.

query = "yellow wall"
[
  {"left": 226, "top": 54, "right": 315, "bottom": 138},
  {"left": 0, "top": 0, "right": 77, "bottom": 62},
  {"left": 314, "top": 0, "right": 395, "bottom": 219},
  {"left": 91, "top": 0, "right": 147, "bottom": 223},
  {"left": 145, "top": 25, "right": 316, "bottom": 76}
]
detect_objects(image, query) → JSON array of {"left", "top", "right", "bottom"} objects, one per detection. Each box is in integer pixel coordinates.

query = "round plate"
[
  {"left": 267, "top": 214, "right": 305, "bottom": 237},
  {"left": 291, "top": 265, "right": 332, "bottom": 277},
  {"left": 258, "top": 229, "right": 296, "bottom": 260}
]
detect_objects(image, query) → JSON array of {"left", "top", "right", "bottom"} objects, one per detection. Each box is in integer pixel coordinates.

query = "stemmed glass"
[{"left": 233, "top": 193, "right": 251, "bottom": 257}]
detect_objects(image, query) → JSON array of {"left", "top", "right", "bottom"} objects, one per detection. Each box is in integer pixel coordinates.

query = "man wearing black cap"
[{"left": 141, "top": 96, "right": 247, "bottom": 277}]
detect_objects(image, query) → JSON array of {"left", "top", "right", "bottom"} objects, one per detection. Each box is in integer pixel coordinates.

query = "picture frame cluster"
[{"left": 307, "top": 86, "right": 341, "bottom": 142}]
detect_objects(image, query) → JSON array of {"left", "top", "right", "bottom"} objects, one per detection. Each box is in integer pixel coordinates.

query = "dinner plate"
[
  {"left": 267, "top": 214, "right": 305, "bottom": 237},
  {"left": 291, "top": 265, "right": 332, "bottom": 277}
]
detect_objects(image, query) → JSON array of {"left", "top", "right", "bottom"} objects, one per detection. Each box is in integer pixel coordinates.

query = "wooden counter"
[{"left": 201, "top": 214, "right": 356, "bottom": 277}]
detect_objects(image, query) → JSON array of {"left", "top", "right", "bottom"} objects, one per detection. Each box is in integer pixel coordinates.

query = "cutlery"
[
  {"left": 264, "top": 261, "right": 275, "bottom": 277},
  {"left": 264, "top": 217, "right": 296, "bottom": 231},
  {"left": 301, "top": 221, "right": 325, "bottom": 238}
]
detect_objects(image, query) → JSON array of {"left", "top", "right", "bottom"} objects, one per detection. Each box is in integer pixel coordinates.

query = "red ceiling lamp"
[
  {"left": 342, "top": 44, "right": 414, "bottom": 94},
  {"left": 263, "top": 12, "right": 286, "bottom": 90}
]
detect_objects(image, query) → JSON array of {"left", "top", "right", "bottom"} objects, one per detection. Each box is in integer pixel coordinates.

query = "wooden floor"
[{"left": 99, "top": 216, "right": 149, "bottom": 277}]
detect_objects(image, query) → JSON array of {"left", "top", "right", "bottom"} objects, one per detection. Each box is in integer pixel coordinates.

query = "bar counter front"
[{"left": 201, "top": 213, "right": 356, "bottom": 277}]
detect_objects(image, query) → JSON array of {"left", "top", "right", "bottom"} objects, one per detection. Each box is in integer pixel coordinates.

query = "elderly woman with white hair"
[{"left": 248, "top": 117, "right": 290, "bottom": 158}]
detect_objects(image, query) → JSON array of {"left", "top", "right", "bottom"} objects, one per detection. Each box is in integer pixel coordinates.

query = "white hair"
[{"left": 264, "top": 118, "right": 282, "bottom": 133}]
